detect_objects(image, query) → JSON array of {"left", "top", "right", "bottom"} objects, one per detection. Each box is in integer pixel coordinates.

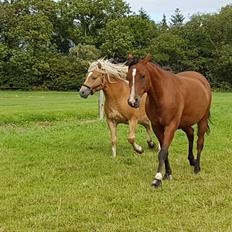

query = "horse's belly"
[{"left": 180, "top": 102, "right": 209, "bottom": 127}]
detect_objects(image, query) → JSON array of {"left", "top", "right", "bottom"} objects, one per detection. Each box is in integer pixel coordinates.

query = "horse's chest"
[
  {"left": 145, "top": 103, "right": 169, "bottom": 125},
  {"left": 107, "top": 109, "right": 127, "bottom": 122}
]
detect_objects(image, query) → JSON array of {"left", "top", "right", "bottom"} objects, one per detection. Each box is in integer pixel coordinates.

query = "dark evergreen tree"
[
  {"left": 138, "top": 8, "right": 150, "bottom": 20},
  {"left": 170, "top": 8, "right": 185, "bottom": 27},
  {"left": 159, "top": 14, "right": 169, "bottom": 31}
]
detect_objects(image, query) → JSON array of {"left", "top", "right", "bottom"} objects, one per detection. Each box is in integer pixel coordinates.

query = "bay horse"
[
  {"left": 79, "top": 59, "right": 157, "bottom": 157},
  {"left": 127, "top": 55, "right": 212, "bottom": 188}
]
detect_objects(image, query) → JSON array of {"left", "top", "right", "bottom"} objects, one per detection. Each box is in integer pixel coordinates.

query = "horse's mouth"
[
  {"left": 128, "top": 99, "right": 140, "bottom": 108},
  {"left": 79, "top": 86, "right": 91, "bottom": 98},
  {"left": 132, "top": 103, "right": 140, "bottom": 108}
]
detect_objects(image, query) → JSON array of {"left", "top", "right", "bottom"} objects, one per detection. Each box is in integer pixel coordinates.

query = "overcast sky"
[{"left": 125, "top": 0, "right": 232, "bottom": 22}]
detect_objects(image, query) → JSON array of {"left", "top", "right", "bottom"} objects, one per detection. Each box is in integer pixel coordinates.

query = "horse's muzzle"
[
  {"left": 79, "top": 85, "right": 92, "bottom": 98},
  {"left": 128, "top": 96, "right": 140, "bottom": 108}
]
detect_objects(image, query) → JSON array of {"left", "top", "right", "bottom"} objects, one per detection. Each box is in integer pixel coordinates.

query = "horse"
[
  {"left": 127, "top": 54, "right": 212, "bottom": 188},
  {"left": 79, "top": 59, "right": 157, "bottom": 157}
]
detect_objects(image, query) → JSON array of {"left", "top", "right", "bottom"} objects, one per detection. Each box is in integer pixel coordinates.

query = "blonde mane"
[{"left": 88, "top": 59, "right": 128, "bottom": 82}]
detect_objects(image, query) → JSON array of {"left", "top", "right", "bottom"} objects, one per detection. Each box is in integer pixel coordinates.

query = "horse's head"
[
  {"left": 127, "top": 54, "right": 152, "bottom": 108},
  {"left": 79, "top": 62, "right": 106, "bottom": 98}
]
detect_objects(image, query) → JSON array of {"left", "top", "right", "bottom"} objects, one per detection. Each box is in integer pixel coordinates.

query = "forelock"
[{"left": 126, "top": 57, "right": 140, "bottom": 69}]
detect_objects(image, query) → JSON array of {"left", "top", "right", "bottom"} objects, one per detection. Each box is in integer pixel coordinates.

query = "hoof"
[
  {"left": 194, "top": 166, "right": 200, "bottom": 174},
  {"left": 163, "top": 173, "right": 173, "bottom": 180},
  {"left": 147, "top": 140, "right": 155, "bottom": 149},
  {"left": 151, "top": 179, "right": 162, "bottom": 188}
]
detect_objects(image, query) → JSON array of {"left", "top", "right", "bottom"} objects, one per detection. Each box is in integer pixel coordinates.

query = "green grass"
[{"left": 0, "top": 91, "right": 231, "bottom": 232}]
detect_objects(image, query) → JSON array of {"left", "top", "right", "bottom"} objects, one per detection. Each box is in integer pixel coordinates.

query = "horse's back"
[{"left": 177, "top": 71, "right": 210, "bottom": 89}]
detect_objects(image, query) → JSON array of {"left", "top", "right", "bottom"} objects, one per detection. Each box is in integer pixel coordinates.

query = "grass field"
[{"left": 0, "top": 91, "right": 231, "bottom": 232}]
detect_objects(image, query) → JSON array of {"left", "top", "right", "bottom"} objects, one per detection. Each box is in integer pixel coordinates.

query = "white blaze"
[
  {"left": 129, "top": 68, "right": 136, "bottom": 104},
  {"left": 85, "top": 71, "right": 93, "bottom": 82}
]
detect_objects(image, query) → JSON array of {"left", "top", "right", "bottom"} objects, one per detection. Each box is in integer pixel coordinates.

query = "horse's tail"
[{"left": 206, "top": 111, "right": 213, "bottom": 135}]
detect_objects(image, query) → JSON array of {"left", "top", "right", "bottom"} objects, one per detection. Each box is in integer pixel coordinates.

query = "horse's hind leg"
[
  {"left": 182, "top": 126, "right": 195, "bottom": 166},
  {"left": 195, "top": 119, "right": 208, "bottom": 173},
  {"left": 128, "top": 119, "right": 144, "bottom": 154},
  {"left": 106, "top": 119, "right": 117, "bottom": 157}
]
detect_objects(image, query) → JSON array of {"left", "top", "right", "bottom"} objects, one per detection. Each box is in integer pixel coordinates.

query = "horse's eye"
[
  {"left": 92, "top": 77, "right": 97, "bottom": 80},
  {"left": 141, "top": 75, "right": 145, "bottom": 79}
]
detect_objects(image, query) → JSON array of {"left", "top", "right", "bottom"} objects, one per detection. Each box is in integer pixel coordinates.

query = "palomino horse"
[
  {"left": 79, "top": 59, "right": 156, "bottom": 157},
  {"left": 127, "top": 55, "right": 212, "bottom": 188}
]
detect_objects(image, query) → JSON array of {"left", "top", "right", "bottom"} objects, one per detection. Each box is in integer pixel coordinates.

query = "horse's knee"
[
  {"left": 111, "top": 138, "right": 117, "bottom": 145},
  {"left": 128, "top": 137, "right": 135, "bottom": 144},
  {"left": 158, "top": 148, "right": 168, "bottom": 161}
]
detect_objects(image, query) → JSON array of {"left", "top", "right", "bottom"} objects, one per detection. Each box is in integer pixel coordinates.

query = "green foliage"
[
  {"left": 101, "top": 15, "right": 157, "bottom": 59},
  {"left": 0, "top": 1, "right": 232, "bottom": 90},
  {"left": 45, "top": 55, "right": 88, "bottom": 91},
  {"left": 69, "top": 44, "right": 101, "bottom": 61},
  {"left": 149, "top": 33, "right": 187, "bottom": 71},
  {"left": 100, "top": 18, "right": 134, "bottom": 59},
  {"left": 57, "top": 0, "right": 130, "bottom": 49},
  {"left": 210, "top": 44, "right": 232, "bottom": 88}
]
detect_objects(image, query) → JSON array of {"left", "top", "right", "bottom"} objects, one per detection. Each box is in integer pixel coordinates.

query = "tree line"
[{"left": 0, "top": 0, "right": 231, "bottom": 90}]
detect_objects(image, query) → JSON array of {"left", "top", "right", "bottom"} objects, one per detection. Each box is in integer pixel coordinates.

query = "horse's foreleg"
[
  {"left": 128, "top": 119, "right": 144, "bottom": 154},
  {"left": 195, "top": 119, "right": 208, "bottom": 173},
  {"left": 107, "top": 119, "right": 117, "bottom": 157},
  {"left": 143, "top": 122, "right": 156, "bottom": 149},
  {"left": 182, "top": 126, "right": 195, "bottom": 166},
  {"left": 152, "top": 123, "right": 176, "bottom": 188}
]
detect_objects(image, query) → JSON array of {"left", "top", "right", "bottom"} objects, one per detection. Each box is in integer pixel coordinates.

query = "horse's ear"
[
  {"left": 128, "top": 53, "right": 134, "bottom": 59},
  {"left": 126, "top": 53, "right": 135, "bottom": 67},
  {"left": 142, "top": 54, "right": 152, "bottom": 64},
  {"left": 97, "top": 62, "right": 102, "bottom": 69}
]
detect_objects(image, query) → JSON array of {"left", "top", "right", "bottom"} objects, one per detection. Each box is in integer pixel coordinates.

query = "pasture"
[{"left": 0, "top": 91, "right": 231, "bottom": 232}]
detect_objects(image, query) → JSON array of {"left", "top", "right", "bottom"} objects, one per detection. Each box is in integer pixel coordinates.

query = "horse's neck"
[
  {"left": 102, "top": 76, "right": 128, "bottom": 104},
  {"left": 147, "top": 63, "right": 173, "bottom": 104}
]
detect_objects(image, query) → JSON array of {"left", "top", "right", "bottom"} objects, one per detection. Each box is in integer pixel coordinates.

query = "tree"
[
  {"left": 158, "top": 14, "right": 169, "bottom": 32},
  {"left": 138, "top": 8, "right": 150, "bottom": 20},
  {"left": 170, "top": 8, "right": 185, "bottom": 27},
  {"left": 100, "top": 18, "right": 134, "bottom": 60},
  {"left": 101, "top": 15, "right": 158, "bottom": 59},
  {"left": 69, "top": 44, "right": 101, "bottom": 61},
  {"left": 57, "top": 0, "right": 131, "bottom": 52},
  {"left": 149, "top": 32, "right": 187, "bottom": 71}
]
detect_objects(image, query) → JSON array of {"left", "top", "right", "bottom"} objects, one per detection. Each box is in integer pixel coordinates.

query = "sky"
[{"left": 125, "top": 0, "right": 232, "bottom": 22}]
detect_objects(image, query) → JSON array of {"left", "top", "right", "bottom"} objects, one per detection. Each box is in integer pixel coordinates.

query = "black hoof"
[
  {"left": 147, "top": 140, "right": 155, "bottom": 149},
  {"left": 163, "top": 173, "right": 173, "bottom": 180},
  {"left": 151, "top": 179, "right": 162, "bottom": 188},
  {"left": 194, "top": 164, "right": 200, "bottom": 174}
]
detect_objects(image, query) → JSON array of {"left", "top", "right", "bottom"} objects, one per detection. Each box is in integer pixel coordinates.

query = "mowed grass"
[{"left": 0, "top": 91, "right": 231, "bottom": 232}]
